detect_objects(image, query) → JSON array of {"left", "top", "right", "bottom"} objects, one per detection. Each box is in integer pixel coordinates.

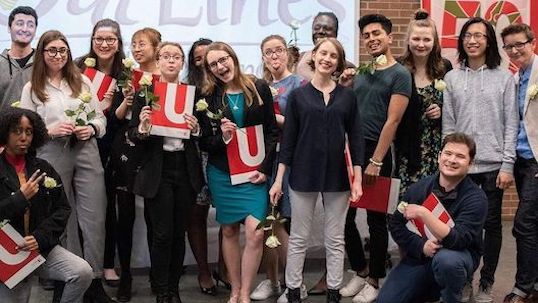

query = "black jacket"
[
  {"left": 0, "top": 154, "right": 71, "bottom": 256},
  {"left": 197, "top": 78, "right": 279, "bottom": 176},
  {"left": 128, "top": 89, "right": 204, "bottom": 199}
]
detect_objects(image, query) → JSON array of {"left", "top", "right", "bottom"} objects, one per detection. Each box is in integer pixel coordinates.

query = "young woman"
[
  {"left": 75, "top": 18, "right": 126, "bottom": 289},
  {"left": 269, "top": 37, "right": 364, "bottom": 303},
  {"left": 107, "top": 27, "right": 161, "bottom": 301},
  {"left": 250, "top": 34, "right": 305, "bottom": 302},
  {"left": 185, "top": 37, "right": 220, "bottom": 296},
  {"left": 20, "top": 30, "right": 114, "bottom": 302},
  {"left": 395, "top": 10, "right": 452, "bottom": 194},
  {"left": 128, "top": 41, "right": 203, "bottom": 303},
  {"left": 198, "top": 41, "right": 279, "bottom": 303}
]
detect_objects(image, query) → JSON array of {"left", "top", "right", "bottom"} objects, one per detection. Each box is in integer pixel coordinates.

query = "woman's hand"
[
  {"left": 20, "top": 169, "right": 46, "bottom": 200},
  {"left": 349, "top": 178, "right": 363, "bottom": 202},
  {"left": 249, "top": 171, "right": 267, "bottom": 184},
  {"left": 424, "top": 104, "right": 441, "bottom": 120},
  {"left": 269, "top": 180, "right": 283, "bottom": 206},
  {"left": 48, "top": 122, "right": 75, "bottom": 138},
  {"left": 73, "top": 125, "right": 94, "bottom": 141},
  {"left": 184, "top": 113, "right": 199, "bottom": 132},
  {"left": 122, "top": 85, "right": 134, "bottom": 107},
  {"left": 139, "top": 105, "right": 152, "bottom": 133},
  {"left": 220, "top": 118, "right": 237, "bottom": 142}
]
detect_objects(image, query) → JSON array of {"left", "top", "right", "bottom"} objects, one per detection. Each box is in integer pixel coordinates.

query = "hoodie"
[
  {"left": 442, "top": 65, "right": 518, "bottom": 174},
  {"left": 0, "top": 49, "right": 34, "bottom": 110}
]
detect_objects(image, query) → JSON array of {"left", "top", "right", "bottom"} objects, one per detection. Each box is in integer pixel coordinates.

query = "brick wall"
[{"left": 355, "top": 0, "right": 518, "bottom": 220}]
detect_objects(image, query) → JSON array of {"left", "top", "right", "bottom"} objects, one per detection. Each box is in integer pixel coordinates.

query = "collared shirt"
[{"left": 517, "top": 62, "right": 534, "bottom": 159}]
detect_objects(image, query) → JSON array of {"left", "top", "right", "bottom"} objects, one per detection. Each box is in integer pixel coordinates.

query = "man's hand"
[
  {"left": 496, "top": 171, "right": 514, "bottom": 190},
  {"left": 20, "top": 169, "right": 46, "bottom": 200},
  {"left": 339, "top": 68, "right": 356, "bottom": 87},
  {"left": 17, "top": 236, "right": 39, "bottom": 251},
  {"left": 403, "top": 204, "right": 426, "bottom": 220},
  {"left": 423, "top": 239, "right": 442, "bottom": 257}
]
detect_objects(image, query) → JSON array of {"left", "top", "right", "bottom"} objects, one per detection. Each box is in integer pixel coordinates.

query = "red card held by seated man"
[
  {"left": 83, "top": 67, "right": 116, "bottom": 111},
  {"left": 0, "top": 222, "right": 46, "bottom": 289},
  {"left": 406, "top": 193, "right": 455, "bottom": 241},
  {"left": 150, "top": 81, "right": 196, "bottom": 139},
  {"left": 226, "top": 125, "right": 265, "bottom": 185}
]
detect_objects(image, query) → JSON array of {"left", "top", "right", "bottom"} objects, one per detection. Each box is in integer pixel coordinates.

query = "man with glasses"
[
  {"left": 0, "top": 6, "right": 38, "bottom": 110},
  {"left": 500, "top": 23, "right": 538, "bottom": 303},
  {"left": 442, "top": 17, "right": 518, "bottom": 303}
]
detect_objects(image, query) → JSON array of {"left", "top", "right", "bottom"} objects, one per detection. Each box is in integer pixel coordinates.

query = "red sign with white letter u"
[
  {"left": 150, "top": 82, "right": 196, "bottom": 139},
  {"left": 227, "top": 125, "right": 265, "bottom": 185}
]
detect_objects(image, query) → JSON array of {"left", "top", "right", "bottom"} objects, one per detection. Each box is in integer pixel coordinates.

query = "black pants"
[
  {"left": 146, "top": 151, "right": 195, "bottom": 295},
  {"left": 469, "top": 170, "right": 504, "bottom": 287},
  {"left": 344, "top": 139, "right": 391, "bottom": 279},
  {"left": 103, "top": 165, "right": 117, "bottom": 269},
  {"left": 513, "top": 157, "right": 538, "bottom": 295}
]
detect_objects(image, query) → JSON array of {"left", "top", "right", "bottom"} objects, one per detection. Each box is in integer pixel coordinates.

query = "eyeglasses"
[
  {"left": 131, "top": 42, "right": 148, "bottom": 51},
  {"left": 208, "top": 55, "right": 231, "bottom": 70},
  {"left": 463, "top": 32, "right": 487, "bottom": 41},
  {"left": 502, "top": 40, "right": 531, "bottom": 51},
  {"left": 160, "top": 53, "right": 184, "bottom": 62},
  {"left": 44, "top": 47, "right": 69, "bottom": 57},
  {"left": 263, "top": 47, "right": 286, "bottom": 57},
  {"left": 93, "top": 37, "right": 118, "bottom": 46},
  {"left": 10, "top": 127, "right": 33, "bottom": 137}
]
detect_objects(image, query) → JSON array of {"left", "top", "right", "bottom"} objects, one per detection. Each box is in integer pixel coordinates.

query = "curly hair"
[{"left": 0, "top": 107, "right": 48, "bottom": 155}]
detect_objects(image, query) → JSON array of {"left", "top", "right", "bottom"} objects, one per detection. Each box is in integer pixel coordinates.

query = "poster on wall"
[{"left": 422, "top": 0, "right": 538, "bottom": 70}]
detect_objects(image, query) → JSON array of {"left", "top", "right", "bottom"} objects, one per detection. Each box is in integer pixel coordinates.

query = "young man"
[
  {"left": 339, "top": 13, "right": 411, "bottom": 303},
  {"left": 377, "top": 133, "right": 488, "bottom": 303},
  {"left": 500, "top": 23, "right": 538, "bottom": 303},
  {"left": 0, "top": 107, "right": 93, "bottom": 303},
  {"left": 0, "top": 6, "right": 37, "bottom": 110},
  {"left": 442, "top": 17, "right": 519, "bottom": 303}
]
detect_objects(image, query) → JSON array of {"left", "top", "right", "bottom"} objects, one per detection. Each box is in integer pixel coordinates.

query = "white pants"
[{"left": 285, "top": 189, "right": 349, "bottom": 290}]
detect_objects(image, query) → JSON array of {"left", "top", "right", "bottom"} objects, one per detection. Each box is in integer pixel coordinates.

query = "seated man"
[
  {"left": 0, "top": 107, "right": 93, "bottom": 303},
  {"left": 377, "top": 133, "right": 488, "bottom": 303}
]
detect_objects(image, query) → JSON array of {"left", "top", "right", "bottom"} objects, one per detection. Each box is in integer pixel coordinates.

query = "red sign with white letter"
[
  {"left": 406, "top": 193, "right": 455, "bottom": 241},
  {"left": 83, "top": 67, "right": 116, "bottom": 111},
  {"left": 227, "top": 125, "right": 265, "bottom": 185},
  {"left": 150, "top": 81, "right": 196, "bottom": 139},
  {"left": 0, "top": 223, "right": 46, "bottom": 289}
]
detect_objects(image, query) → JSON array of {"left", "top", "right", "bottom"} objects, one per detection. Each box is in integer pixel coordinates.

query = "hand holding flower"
[
  {"left": 49, "top": 121, "right": 75, "bottom": 138},
  {"left": 220, "top": 118, "right": 236, "bottom": 142},
  {"left": 184, "top": 113, "right": 199, "bottom": 133},
  {"left": 424, "top": 104, "right": 441, "bottom": 120},
  {"left": 269, "top": 180, "right": 283, "bottom": 206},
  {"left": 73, "top": 125, "right": 94, "bottom": 141},
  {"left": 138, "top": 105, "right": 152, "bottom": 134}
]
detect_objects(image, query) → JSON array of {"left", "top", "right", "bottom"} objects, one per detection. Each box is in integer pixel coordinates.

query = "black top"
[{"left": 279, "top": 82, "right": 364, "bottom": 192}]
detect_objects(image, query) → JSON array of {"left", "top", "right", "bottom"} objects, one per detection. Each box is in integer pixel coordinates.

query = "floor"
[{"left": 29, "top": 221, "right": 517, "bottom": 302}]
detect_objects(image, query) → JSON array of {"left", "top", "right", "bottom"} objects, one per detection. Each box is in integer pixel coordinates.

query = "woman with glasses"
[
  {"left": 20, "top": 30, "right": 114, "bottom": 302},
  {"left": 107, "top": 27, "right": 161, "bottom": 301},
  {"left": 74, "top": 18, "right": 127, "bottom": 293},
  {"left": 198, "top": 41, "right": 279, "bottom": 303},
  {"left": 128, "top": 41, "right": 204, "bottom": 303}
]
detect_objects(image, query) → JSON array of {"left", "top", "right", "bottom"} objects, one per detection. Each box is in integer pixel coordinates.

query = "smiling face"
[
  {"left": 312, "top": 15, "right": 337, "bottom": 44},
  {"left": 502, "top": 32, "right": 536, "bottom": 69},
  {"left": 438, "top": 142, "right": 472, "bottom": 179},
  {"left": 43, "top": 39, "right": 69, "bottom": 75},
  {"left": 193, "top": 44, "right": 208, "bottom": 67},
  {"left": 361, "top": 22, "right": 392, "bottom": 57},
  {"left": 463, "top": 22, "right": 488, "bottom": 61},
  {"left": 312, "top": 40, "right": 339, "bottom": 76},
  {"left": 206, "top": 49, "right": 235, "bottom": 84},
  {"left": 92, "top": 26, "right": 119, "bottom": 62},
  {"left": 131, "top": 33, "right": 157, "bottom": 66},
  {"left": 9, "top": 13, "right": 36, "bottom": 46},
  {"left": 262, "top": 38, "right": 289, "bottom": 76},
  {"left": 408, "top": 25, "right": 435, "bottom": 60},
  {"left": 157, "top": 44, "right": 184, "bottom": 81},
  {"left": 6, "top": 116, "right": 33, "bottom": 156}
]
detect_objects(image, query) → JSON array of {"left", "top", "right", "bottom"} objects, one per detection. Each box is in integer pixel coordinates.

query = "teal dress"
[{"left": 206, "top": 93, "right": 268, "bottom": 224}]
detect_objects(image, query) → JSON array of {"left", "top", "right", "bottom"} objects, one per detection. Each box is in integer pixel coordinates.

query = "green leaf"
[
  {"left": 256, "top": 221, "right": 266, "bottom": 230},
  {"left": 76, "top": 118, "right": 87, "bottom": 126},
  {"left": 86, "top": 110, "right": 96, "bottom": 121},
  {"left": 65, "top": 110, "right": 76, "bottom": 116}
]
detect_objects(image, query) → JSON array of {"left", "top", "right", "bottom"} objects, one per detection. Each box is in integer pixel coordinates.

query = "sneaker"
[
  {"left": 474, "top": 284, "right": 493, "bottom": 303},
  {"left": 250, "top": 279, "right": 281, "bottom": 300},
  {"left": 352, "top": 282, "right": 378, "bottom": 303},
  {"left": 461, "top": 282, "right": 472, "bottom": 303},
  {"left": 503, "top": 293, "right": 526, "bottom": 303},
  {"left": 340, "top": 275, "right": 366, "bottom": 297},
  {"left": 277, "top": 284, "right": 307, "bottom": 303},
  {"left": 327, "top": 289, "right": 341, "bottom": 303}
]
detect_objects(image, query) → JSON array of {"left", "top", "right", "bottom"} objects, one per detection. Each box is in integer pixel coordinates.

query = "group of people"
[{"left": 0, "top": 4, "right": 536, "bottom": 303}]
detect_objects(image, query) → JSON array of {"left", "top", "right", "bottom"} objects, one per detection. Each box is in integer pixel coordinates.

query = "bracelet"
[{"left": 369, "top": 158, "right": 383, "bottom": 167}]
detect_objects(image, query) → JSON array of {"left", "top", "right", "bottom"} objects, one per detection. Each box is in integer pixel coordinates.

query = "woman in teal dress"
[{"left": 198, "top": 42, "right": 279, "bottom": 303}]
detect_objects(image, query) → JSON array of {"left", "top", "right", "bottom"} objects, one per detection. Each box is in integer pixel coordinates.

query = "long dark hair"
[
  {"left": 76, "top": 19, "right": 126, "bottom": 78},
  {"left": 0, "top": 107, "right": 48, "bottom": 155},
  {"left": 186, "top": 38, "right": 212, "bottom": 87},
  {"left": 457, "top": 17, "right": 501, "bottom": 69}
]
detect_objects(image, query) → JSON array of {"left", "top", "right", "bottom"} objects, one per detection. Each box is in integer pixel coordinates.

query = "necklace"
[{"left": 227, "top": 94, "right": 241, "bottom": 111}]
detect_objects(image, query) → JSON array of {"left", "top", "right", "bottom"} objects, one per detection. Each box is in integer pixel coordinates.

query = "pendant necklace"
[{"left": 227, "top": 94, "right": 240, "bottom": 111}]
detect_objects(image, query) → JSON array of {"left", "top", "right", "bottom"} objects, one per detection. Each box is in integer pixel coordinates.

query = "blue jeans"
[{"left": 378, "top": 249, "right": 475, "bottom": 303}]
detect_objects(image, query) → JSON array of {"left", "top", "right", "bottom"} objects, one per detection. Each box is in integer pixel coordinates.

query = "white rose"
[
  {"left": 79, "top": 91, "right": 92, "bottom": 103},
  {"left": 139, "top": 74, "right": 153, "bottom": 87},
  {"left": 397, "top": 202, "right": 409, "bottom": 214},
  {"left": 270, "top": 86, "right": 278, "bottom": 97},
  {"left": 434, "top": 79, "right": 447, "bottom": 92},
  {"left": 265, "top": 235, "right": 281, "bottom": 249},
  {"left": 122, "top": 57, "right": 136, "bottom": 69},
  {"left": 375, "top": 54, "right": 387, "bottom": 66},
  {"left": 10, "top": 101, "right": 20, "bottom": 108},
  {"left": 195, "top": 99, "right": 209, "bottom": 112},
  {"left": 43, "top": 176, "right": 58, "bottom": 189},
  {"left": 84, "top": 57, "right": 96, "bottom": 67},
  {"left": 527, "top": 84, "right": 538, "bottom": 100},
  {"left": 289, "top": 20, "right": 300, "bottom": 30}
]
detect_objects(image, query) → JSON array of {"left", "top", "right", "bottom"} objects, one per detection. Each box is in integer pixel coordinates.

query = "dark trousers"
[
  {"left": 469, "top": 170, "right": 504, "bottom": 287},
  {"left": 146, "top": 151, "right": 195, "bottom": 295},
  {"left": 377, "top": 249, "right": 475, "bottom": 303},
  {"left": 344, "top": 139, "right": 391, "bottom": 278},
  {"left": 104, "top": 166, "right": 117, "bottom": 269},
  {"left": 513, "top": 157, "right": 538, "bottom": 295}
]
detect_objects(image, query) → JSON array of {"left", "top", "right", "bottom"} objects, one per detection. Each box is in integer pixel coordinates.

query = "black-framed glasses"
[
  {"left": 44, "top": 47, "right": 69, "bottom": 57},
  {"left": 263, "top": 47, "right": 286, "bottom": 57},
  {"left": 463, "top": 32, "right": 487, "bottom": 41},
  {"left": 208, "top": 55, "right": 231, "bottom": 70},
  {"left": 93, "top": 37, "right": 118, "bottom": 46},
  {"left": 502, "top": 40, "right": 531, "bottom": 51}
]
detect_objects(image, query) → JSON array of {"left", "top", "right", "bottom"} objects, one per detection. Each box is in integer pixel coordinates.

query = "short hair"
[
  {"left": 8, "top": 6, "right": 38, "bottom": 27},
  {"left": 457, "top": 17, "right": 501, "bottom": 69},
  {"left": 308, "top": 37, "right": 346, "bottom": 74},
  {"left": 314, "top": 12, "right": 339, "bottom": 36},
  {"left": 0, "top": 107, "right": 48, "bottom": 156},
  {"left": 441, "top": 133, "right": 476, "bottom": 161},
  {"left": 358, "top": 14, "right": 392, "bottom": 34},
  {"left": 501, "top": 23, "right": 535, "bottom": 41}
]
